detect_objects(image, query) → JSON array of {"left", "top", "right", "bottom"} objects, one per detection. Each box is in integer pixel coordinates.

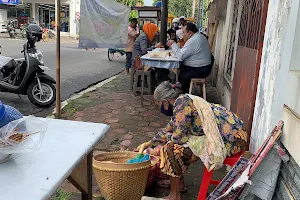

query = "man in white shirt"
[{"left": 167, "top": 23, "right": 212, "bottom": 93}]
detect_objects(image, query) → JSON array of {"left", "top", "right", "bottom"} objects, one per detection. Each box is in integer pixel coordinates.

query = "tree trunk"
[
  {"left": 196, "top": 0, "right": 202, "bottom": 28},
  {"left": 192, "top": 0, "right": 196, "bottom": 18}
]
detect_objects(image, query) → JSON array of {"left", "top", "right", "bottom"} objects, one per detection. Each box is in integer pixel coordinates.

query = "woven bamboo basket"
[{"left": 93, "top": 151, "right": 151, "bottom": 200}]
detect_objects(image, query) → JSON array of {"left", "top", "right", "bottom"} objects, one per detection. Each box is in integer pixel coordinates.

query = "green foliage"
[
  {"left": 129, "top": 10, "right": 139, "bottom": 21},
  {"left": 115, "top": 0, "right": 144, "bottom": 7},
  {"left": 202, "top": 0, "right": 213, "bottom": 29},
  {"left": 115, "top": 0, "right": 144, "bottom": 21},
  {"left": 152, "top": 0, "right": 214, "bottom": 29},
  {"left": 153, "top": 0, "right": 194, "bottom": 18},
  {"left": 152, "top": 0, "right": 159, "bottom": 6},
  {"left": 117, "top": 0, "right": 213, "bottom": 27},
  {"left": 50, "top": 190, "right": 71, "bottom": 200}
]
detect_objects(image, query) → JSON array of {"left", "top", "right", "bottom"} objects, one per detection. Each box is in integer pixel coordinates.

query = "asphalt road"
[{"left": 0, "top": 38, "right": 125, "bottom": 116}]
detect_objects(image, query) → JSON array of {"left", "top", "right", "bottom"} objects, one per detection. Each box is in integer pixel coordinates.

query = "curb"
[{"left": 47, "top": 74, "right": 120, "bottom": 118}]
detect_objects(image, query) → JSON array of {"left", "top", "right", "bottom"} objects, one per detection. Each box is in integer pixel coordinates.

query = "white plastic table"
[
  {"left": 0, "top": 118, "right": 109, "bottom": 200},
  {"left": 139, "top": 53, "right": 182, "bottom": 105},
  {"left": 140, "top": 53, "right": 182, "bottom": 71}
]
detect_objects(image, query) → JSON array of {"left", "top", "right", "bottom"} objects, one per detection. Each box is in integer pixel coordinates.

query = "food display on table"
[
  {"left": 148, "top": 51, "right": 168, "bottom": 58},
  {"left": 7, "top": 130, "right": 35, "bottom": 144},
  {"left": 148, "top": 49, "right": 173, "bottom": 58},
  {"left": 0, "top": 116, "right": 47, "bottom": 163}
]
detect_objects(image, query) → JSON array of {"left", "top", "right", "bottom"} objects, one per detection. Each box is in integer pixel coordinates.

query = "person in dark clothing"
[{"left": 167, "top": 28, "right": 177, "bottom": 42}]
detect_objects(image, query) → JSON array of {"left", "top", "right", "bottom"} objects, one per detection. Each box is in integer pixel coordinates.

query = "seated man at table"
[{"left": 167, "top": 23, "right": 212, "bottom": 93}]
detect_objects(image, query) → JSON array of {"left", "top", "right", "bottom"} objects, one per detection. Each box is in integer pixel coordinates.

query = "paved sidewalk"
[
  {"left": 0, "top": 33, "right": 78, "bottom": 44},
  {"left": 47, "top": 36, "right": 79, "bottom": 44},
  {"left": 58, "top": 72, "right": 225, "bottom": 200}
]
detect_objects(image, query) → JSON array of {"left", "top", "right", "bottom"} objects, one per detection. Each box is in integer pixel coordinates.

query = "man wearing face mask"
[
  {"left": 167, "top": 23, "right": 212, "bottom": 93},
  {"left": 167, "top": 18, "right": 179, "bottom": 42},
  {"left": 176, "top": 16, "right": 187, "bottom": 43}
]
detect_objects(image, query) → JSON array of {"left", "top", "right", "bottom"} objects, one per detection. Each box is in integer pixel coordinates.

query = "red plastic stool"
[{"left": 197, "top": 151, "right": 245, "bottom": 200}]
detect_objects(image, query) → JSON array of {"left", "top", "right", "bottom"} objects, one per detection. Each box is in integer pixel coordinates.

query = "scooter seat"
[
  {"left": 0, "top": 56, "right": 17, "bottom": 79},
  {"left": 0, "top": 56, "right": 14, "bottom": 70}
]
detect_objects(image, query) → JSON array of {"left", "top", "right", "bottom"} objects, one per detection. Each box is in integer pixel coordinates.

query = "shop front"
[
  {"left": 0, "top": 0, "right": 80, "bottom": 37},
  {"left": 39, "top": 4, "right": 69, "bottom": 32},
  {"left": 0, "top": 0, "right": 27, "bottom": 31},
  {"left": 24, "top": 0, "right": 79, "bottom": 37}
]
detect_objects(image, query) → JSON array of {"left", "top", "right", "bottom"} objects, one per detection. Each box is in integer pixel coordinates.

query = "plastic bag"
[{"left": 0, "top": 116, "right": 47, "bottom": 154}]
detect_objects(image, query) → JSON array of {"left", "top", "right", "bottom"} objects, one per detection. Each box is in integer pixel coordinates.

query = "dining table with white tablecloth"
[{"left": 139, "top": 52, "right": 182, "bottom": 105}]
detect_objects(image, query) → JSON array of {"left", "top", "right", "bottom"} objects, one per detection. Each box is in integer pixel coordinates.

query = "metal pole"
[
  {"left": 201, "top": 0, "right": 205, "bottom": 31},
  {"left": 196, "top": 0, "right": 202, "bottom": 29},
  {"left": 55, "top": 0, "right": 61, "bottom": 118},
  {"left": 160, "top": 0, "right": 168, "bottom": 45}
]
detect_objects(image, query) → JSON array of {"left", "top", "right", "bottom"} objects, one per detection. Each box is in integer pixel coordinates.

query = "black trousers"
[
  {"left": 156, "top": 68, "right": 170, "bottom": 84},
  {"left": 179, "top": 64, "right": 212, "bottom": 93},
  {"left": 125, "top": 52, "right": 132, "bottom": 68}
]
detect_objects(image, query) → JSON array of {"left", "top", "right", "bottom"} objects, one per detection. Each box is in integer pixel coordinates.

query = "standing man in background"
[{"left": 125, "top": 18, "right": 139, "bottom": 75}]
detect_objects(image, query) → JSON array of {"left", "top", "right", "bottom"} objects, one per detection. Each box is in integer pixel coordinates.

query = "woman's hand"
[
  {"left": 135, "top": 141, "right": 151, "bottom": 152},
  {"left": 155, "top": 42, "right": 163, "bottom": 48},
  {"left": 166, "top": 40, "right": 175, "bottom": 47}
]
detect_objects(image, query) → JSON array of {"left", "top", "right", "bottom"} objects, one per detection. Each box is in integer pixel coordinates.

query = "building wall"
[
  {"left": 250, "top": 0, "right": 292, "bottom": 153},
  {"left": 214, "top": 0, "right": 231, "bottom": 109},
  {"left": 69, "top": 0, "right": 80, "bottom": 38},
  {"left": 213, "top": 0, "right": 245, "bottom": 109},
  {"left": 251, "top": 0, "right": 300, "bottom": 198},
  {"left": 24, "top": 0, "right": 70, "bottom": 4},
  {"left": 31, "top": 3, "right": 39, "bottom": 23},
  {"left": 0, "top": 9, "right": 7, "bottom": 22}
]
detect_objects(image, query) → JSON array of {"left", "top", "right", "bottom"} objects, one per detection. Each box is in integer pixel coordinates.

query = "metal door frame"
[{"left": 230, "top": 0, "right": 270, "bottom": 146}]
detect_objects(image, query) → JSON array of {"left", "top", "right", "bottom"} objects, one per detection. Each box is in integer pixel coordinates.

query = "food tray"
[{"left": 148, "top": 51, "right": 168, "bottom": 58}]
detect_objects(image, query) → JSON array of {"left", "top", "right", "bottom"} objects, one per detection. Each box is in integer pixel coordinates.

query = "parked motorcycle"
[
  {"left": 0, "top": 24, "right": 56, "bottom": 107},
  {"left": 7, "top": 21, "right": 16, "bottom": 38},
  {"left": 20, "top": 24, "right": 28, "bottom": 38}
]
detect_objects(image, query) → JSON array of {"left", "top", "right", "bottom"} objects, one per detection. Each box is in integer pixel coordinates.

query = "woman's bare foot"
[
  {"left": 163, "top": 194, "right": 183, "bottom": 200},
  {"left": 157, "top": 180, "right": 187, "bottom": 193}
]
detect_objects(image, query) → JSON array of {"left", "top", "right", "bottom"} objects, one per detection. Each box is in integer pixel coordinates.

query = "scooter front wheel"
[
  {"left": 27, "top": 81, "right": 56, "bottom": 107},
  {"left": 108, "top": 50, "right": 114, "bottom": 61},
  {"left": 9, "top": 33, "right": 15, "bottom": 38}
]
